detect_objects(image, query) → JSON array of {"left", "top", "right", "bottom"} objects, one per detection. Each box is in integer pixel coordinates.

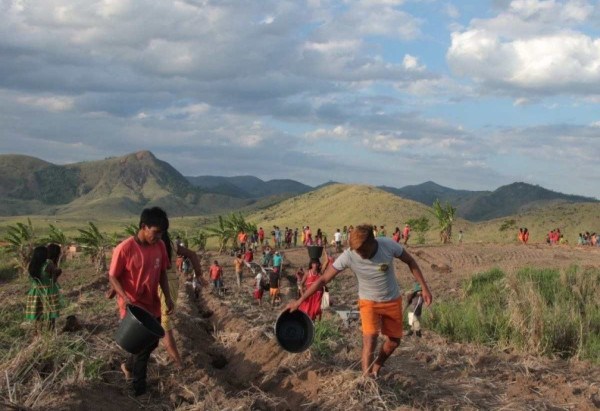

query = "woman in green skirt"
[{"left": 25, "top": 245, "right": 62, "bottom": 331}]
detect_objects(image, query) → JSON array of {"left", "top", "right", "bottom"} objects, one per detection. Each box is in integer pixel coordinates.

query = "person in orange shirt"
[
  {"left": 518, "top": 228, "right": 524, "bottom": 244},
  {"left": 209, "top": 260, "right": 224, "bottom": 295},
  {"left": 109, "top": 207, "right": 173, "bottom": 397},
  {"left": 523, "top": 228, "right": 530, "bottom": 244},
  {"left": 237, "top": 231, "right": 248, "bottom": 253}
]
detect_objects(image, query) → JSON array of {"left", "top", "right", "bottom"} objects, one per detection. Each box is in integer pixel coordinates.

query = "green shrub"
[
  {"left": 311, "top": 318, "right": 342, "bottom": 358},
  {"left": 427, "top": 269, "right": 510, "bottom": 345},
  {"left": 428, "top": 267, "right": 600, "bottom": 363}
]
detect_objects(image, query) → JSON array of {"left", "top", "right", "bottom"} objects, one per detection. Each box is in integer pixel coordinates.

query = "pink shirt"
[{"left": 109, "top": 237, "right": 168, "bottom": 319}]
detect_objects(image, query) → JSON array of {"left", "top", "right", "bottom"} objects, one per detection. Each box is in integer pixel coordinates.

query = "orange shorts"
[
  {"left": 358, "top": 297, "right": 403, "bottom": 338},
  {"left": 269, "top": 288, "right": 279, "bottom": 297}
]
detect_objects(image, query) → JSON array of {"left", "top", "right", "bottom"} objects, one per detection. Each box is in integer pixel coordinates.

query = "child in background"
[
  {"left": 269, "top": 267, "right": 280, "bottom": 307},
  {"left": 405, "top": 283, "right": 424, "bottom": 337},
  {"left": 233, "top": 253, "right": 244, "bottom": 290},
  {"left": 209, "top": 260, "right": 224, "bottom": 296},
  {"left": 25, "top": 245, "right": 62, "bottom": 331},
  {"left": 253, "top": 269, "right": 264, "bottom": 306},
  {"left": 298, "top": 260, "right": 324, "bottom": 321}
]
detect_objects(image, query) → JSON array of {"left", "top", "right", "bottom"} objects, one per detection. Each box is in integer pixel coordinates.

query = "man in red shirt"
[
  {"left": 244, "top": 248, "right": 254, "bottom": 263},
  {"left": 403, "top": 224, "right": 411, "bottom": 245},
  {"left": 109, "top": 207, "right": 174, "bottom": 396},
  {"left": 258, "top": 227, "right": 265, "bottom": 246}
]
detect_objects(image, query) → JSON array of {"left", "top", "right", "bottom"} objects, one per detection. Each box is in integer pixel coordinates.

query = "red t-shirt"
[
  {"left": 244, "top": 250, "right": 253, "bottom": 262},
  {"left": 258, "top": 229, "right": 264, "bottom": 239},
  {"left": 209, "top": 264, "right": 222, "bottom": 280},
  {"left": 109, "top": 237, "right": 168, "bottom": 319}
]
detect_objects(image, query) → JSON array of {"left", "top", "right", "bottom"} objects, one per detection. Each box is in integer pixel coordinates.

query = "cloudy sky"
[{"left": 1, "top": 0, "right": 599, "bottom": 198}]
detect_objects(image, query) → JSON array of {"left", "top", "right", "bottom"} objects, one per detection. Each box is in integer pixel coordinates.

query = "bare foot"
[{"left": 121, "top": 363, "right": 132, "bottom": 381}]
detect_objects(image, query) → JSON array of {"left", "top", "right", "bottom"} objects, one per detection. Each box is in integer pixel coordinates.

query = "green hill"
[
  {"left": 0, "top": 151, "right": 250, "bottom": 217},
  {"left": 247, "top": 183, "right": 473, "bottom": 239},
  {"left": 186, "top": 175, "right": 312, "bottom": 198},
  {"left": 381, "top": 181, "right": 597, "bottom": 222}
]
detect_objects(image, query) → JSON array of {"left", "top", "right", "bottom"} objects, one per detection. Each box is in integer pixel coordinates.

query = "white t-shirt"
[
  {"left": 255, "top": 273, "right": 262, "bottom": 288},
  {"left": 334, "top": 232, "right": 342, "bottom": 242},
  {"left": 332, "top": 237, "right": 404, "bottom": 301}
]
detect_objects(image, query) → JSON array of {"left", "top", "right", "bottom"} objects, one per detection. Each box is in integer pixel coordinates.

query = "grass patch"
[
  {"left": 311, "top": 318, "right": 343, "bottom": 358},
  {"left": 426, "top": 267, "right": 600, "bottom": 362}
]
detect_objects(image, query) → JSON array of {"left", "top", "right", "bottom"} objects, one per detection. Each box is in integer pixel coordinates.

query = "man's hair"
[
  {"left": 349, "top": 224, "right": 375, "bottom": 250},
  {"left": 139, "top": 207, "right": 169, "bottom": 231}
]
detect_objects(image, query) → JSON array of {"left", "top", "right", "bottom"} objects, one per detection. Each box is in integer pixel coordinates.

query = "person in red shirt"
[
  {"left": 258, "top": 227, "right": 265, "bottom": 246},
  {"left": 109, "top": 207, "right": 173, "bottom": 397},
  {"left": 403, "top": 224, "right": 411, "bottom": 245},
  {"left": 244, "top": 249, "right": 254, "bottom": 263},
  {"left": 209, "top": 260, "right": 224, "bottom": 295}
]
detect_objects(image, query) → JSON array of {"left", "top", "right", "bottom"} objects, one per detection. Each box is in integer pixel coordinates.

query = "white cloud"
[
  {"left": 17, "top": 95, "right": 75, "bottom": 112},
  {"left": 445, "top": 3, "right": 460, "bottom": 19},
  {"left": 402, "top": 54, "right": 426, "bottom": 71},
  {"left": 305, "top": 125, "right": 350, "bottom": 140},
  {"left": 447, "top": 0, "right": 600, "bottom": 97}
]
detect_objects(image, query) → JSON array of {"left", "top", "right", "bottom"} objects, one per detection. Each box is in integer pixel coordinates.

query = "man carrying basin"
[
  {"left": 285, "top": 224, "right": 432, "bottom": 378},
  {"left": 109, "top": 207, "right": 174, "bottom": 396}
]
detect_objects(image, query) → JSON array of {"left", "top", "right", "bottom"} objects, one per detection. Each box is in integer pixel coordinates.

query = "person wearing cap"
[
  {"left": 405, "top": 283, "right": 424, "bottom": 337},
  {"left": 285, "top": 223, "right": 432, "bottom": 378}
]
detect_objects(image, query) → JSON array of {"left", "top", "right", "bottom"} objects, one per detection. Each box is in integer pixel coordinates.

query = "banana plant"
[
  {"left": 204, "top": 215, "right": 234, "bottom": 253},
  {"left": 429, "top": 199, "right": 456, "bottom": 244},
  {"left": 74, "top": 222, "right": 111, "bottom": 273},
  {"left": 188, "top": 231, "right": 208, "bottom": 252},
  {"left": 123, "top": 223, "right": 138, "bottom": 237},
  {"left": 2, "top": 218, "right": 37, "bottom": 274}
]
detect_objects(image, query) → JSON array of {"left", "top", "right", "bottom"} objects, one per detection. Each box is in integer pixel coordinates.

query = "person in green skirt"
[{"left": 25, "top": 245, "right": 62, "bottom": 331}]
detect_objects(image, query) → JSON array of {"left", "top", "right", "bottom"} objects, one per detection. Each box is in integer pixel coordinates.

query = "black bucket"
[
  {"left": 115, "top": 305, "right": 165, "bottom": 354},
  {"left": 275, "top": 310, "right": 314, "bottom": 353},
  {"left": 307, "top": 245, "right": 323, "bottom": 260}
]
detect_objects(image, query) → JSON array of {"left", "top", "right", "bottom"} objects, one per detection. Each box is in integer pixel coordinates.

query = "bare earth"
[{"left": 10, "top": 243, "right": 600, "bottom": 410}]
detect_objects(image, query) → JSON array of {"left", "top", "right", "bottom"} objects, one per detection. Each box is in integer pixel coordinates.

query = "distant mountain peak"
[{"left": 133, "top": 150, "right": 156, "bottom": 160}]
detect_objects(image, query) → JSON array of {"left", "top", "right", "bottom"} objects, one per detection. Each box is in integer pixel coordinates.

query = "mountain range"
[{"left": 0, "top": 150, "right": 596, "bottom": 221}]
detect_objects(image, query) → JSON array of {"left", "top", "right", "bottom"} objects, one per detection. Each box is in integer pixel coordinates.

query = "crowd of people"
[
  {"left": 578, "top": 231, "right": 599, "bottom": 246},
  {"left": 31, "top": 209, "right": 600, "bottom": 396}
]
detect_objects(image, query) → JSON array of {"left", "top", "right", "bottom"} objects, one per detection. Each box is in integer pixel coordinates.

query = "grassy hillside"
[
  {"left": 1, "top": 181, "right": 598, "bottom": 248},
  {"left": 466, "top": 202, "right": 600, "bottom": 244},
  {"left": 247, "top": 184, "right": 468, "bottom": 239},
  {"left": 0, "top": 151, "right": 251, "bottom": 218}
]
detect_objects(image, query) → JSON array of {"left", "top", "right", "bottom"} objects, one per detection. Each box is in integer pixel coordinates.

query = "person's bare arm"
[
  {"left": 285, "top": 265, "right": 340, "bottom": 312},
  {"left": 177, "top": 245, "right": 203, "bottom": 277},
  {"left": 108, "top": 275, "right": 131, "bottom": 305},
  {"left": 399, "top": 251, "right": 432, "bottom": 306}
]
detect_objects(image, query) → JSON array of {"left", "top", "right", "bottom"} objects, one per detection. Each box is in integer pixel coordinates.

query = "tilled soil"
[{"left": 7, "top": 242, "right": 600, "bottom": 410}]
